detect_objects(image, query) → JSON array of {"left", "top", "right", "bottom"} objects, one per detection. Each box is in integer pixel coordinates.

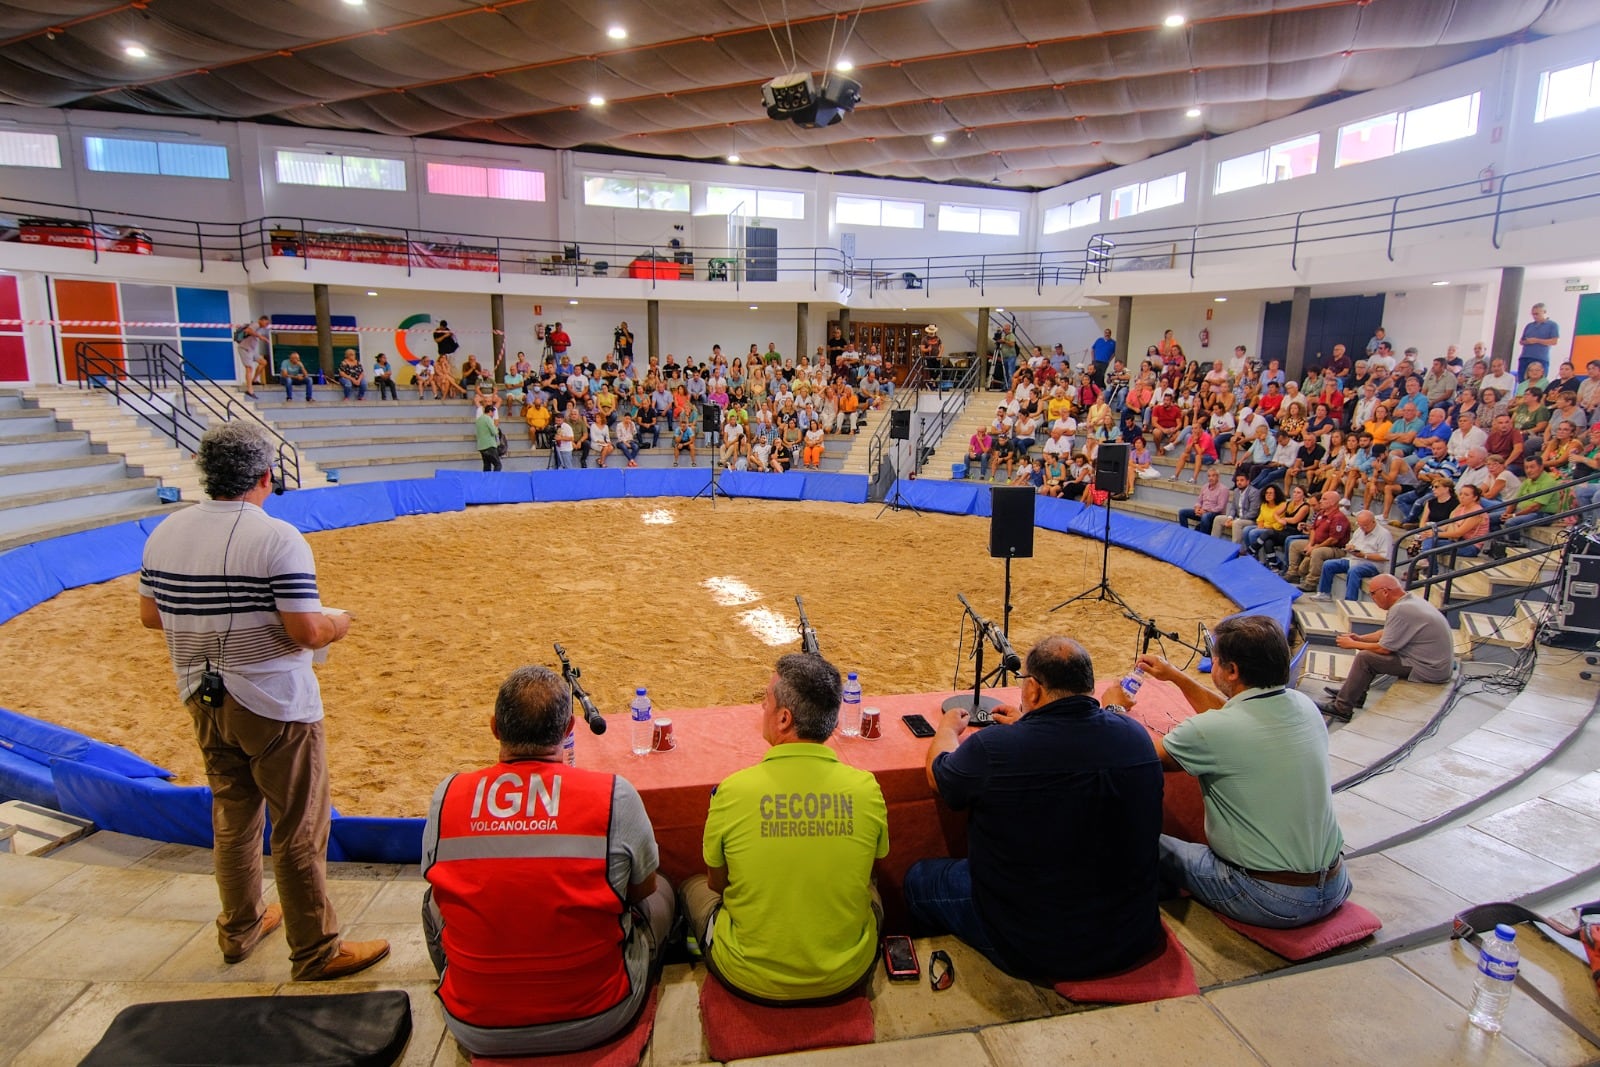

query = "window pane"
[
  {"left": 1336, "top": 113, "right": 1398, "bottom": 167},
  {"left": 1109, "top": 184, "right": 1138, "bottom": 220},
  {"left": 1070, "top": 194, "right": 1100, "bottom": 228},
  {"left": 979, "top": 208, "right": 1020, "bottom": 235},
  {"left": 704, "top": 186, "right": 751, "bottom": 215},
  {"left": 487, "top": 167, "right": 544, "bottom": 201},
  {"left": 0, "top": 131, "right": 61, "bottom": 169},
  {"left": 880, "top": 199, "right": 923, "bottom": 229},
  {"left": 1398, "top": 92, "right": 1479, "bottom": 152},
  {"left": 157, "top": 142, "right": 229, "bottom": 179},
  {"left": 1537, "top": 62, "right": 1597, "bottom": 122},
  {"left": 1042, "top": 203, "right": 1072, "bottom": 235},
  {"left": 756, "top": 188, "right": 804, "bottom": 219},
  {"left": 342, "top": 154, "right": 405, "bottom": 191},
  {"left": 84, "top": 137, "right": 159, "bottom": 174},
  {"left": 427, "top": 162, "right": 489, "bottom": 197},
  {"left": 1215, "top": 150, "right": 1266, "bottom": 194},
  {"left": 277, "top": 150, "right": 344, "bottom": 187},
  {"left": 836, "top": 196, "right": 881, "bottom": 226},
  {"left": 640, "top": 180, "right": 690, "bottom": 212},
  {"left": 938, "top": 204, "right": 981, "bottom": 233},
  {"left": 1267, "top": 133, "right": 1319, "bottom": 182},
  {"left": 1143, "top": 172, "right": 1185, "bottom": 212},
  {"left": 584, "top": 176, "right": 640, "bottom": 208}
]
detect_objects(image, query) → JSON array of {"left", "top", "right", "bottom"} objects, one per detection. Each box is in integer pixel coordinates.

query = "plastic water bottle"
[
  {"left": 1467, "top": 924, "right": 1519, "bottom": 1032},
  {"left": 630, "top": 688, "right": 653, "bottom": 757},
  {"left": 1120, "top": 665, "right": 1147, "bottom": 702},
  {"left": 562, "top": 727, "right": 576, "bottom": 766},
  {"left": 839, "top": 672, "right": 863, "bottom": 738}
]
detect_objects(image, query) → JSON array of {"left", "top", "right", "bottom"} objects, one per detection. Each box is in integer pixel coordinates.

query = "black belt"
[{"left": 1243, "top": 857, "right": 1342, "bottom": 887}]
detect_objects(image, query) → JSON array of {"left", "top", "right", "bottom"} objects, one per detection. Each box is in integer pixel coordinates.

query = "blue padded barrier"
[
  {"left": 51, "top": 759, "right": 216, "bottom": 849},
  {"left": 621, "top": 468, "right": 708, "bottom": 498},
  {"left": 0, "top": 544, "right": 65, "bottom": 625},
  {"left": 331, "top": 816, "right": 425, "bottom": 865},
  {"left": 384, "top": 477, "right": 467, "bottom": 516},
  {"left": 263, "top": 483, "right": 398, "bottom": 532},
  {"left": 0, "top": 747, "right": 57, "bottom": 808},
  {"left": 720, "top": 471, "right": 804, "bottom": 500},
  {"left": 1033, "top": 496, "right": 1087, "bottom": 532},
  {"left": 1289, "top": 631, "right": 1312, "bottom": 685},
  {"left": 139, "top": 513, "right": 173, "bottom": 536},
  {"left": 436, "top": 470, "right": 536, "bottom": 505},
  {"left": 1163, "top": 529, "right": 1242, "bottom": 576},
  {"left": 1208, "top": 555, "right": 1301, "bottom": 611},
  {"left": 0, "top": 707, "right": 171, "bottom": 780},
  {"left": 971, "top": 485, "right": 994, "bottom": 517},
  {"left": 888, "top": 479, "right": 982, "bottom": 515},
  {"left": 799, "top": 472, "right": 869, "bottom": 504},
  {"left": 29, "top": 520, "right": 147, "bottom": 590},
  {"left": 530, "top": 469, "right": 624, "bottom": 502}
]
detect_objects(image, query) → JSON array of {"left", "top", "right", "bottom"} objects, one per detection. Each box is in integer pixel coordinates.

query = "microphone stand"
[
  {"left": 795, "top": 595, "right": 820, "bottom": 656},
  {"left": 1117, "top": 606, "right": 1208, "bottom": 666},
  {"left": 941, "top": 593, "right": 1021, "bottom": 723},
  {"left": 554, "top": 642, "right": 607, "bottom": 734}
]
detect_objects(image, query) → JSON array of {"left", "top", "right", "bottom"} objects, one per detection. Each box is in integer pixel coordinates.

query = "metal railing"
[
  {"left": 865, "top": 357, "right": 927, "bottom": 485},
  {"left": 73, "top": 340, "right": 304, "bottom": 490}
]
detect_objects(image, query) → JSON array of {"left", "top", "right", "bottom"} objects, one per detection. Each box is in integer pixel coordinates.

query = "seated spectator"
[
  {"left": 1178, "top": 467, "right": 1229, "bottom": 534},
  {"left": 588, "top": 416, "right": 613, "bottom": 468},
  {"left": 1501, "top": 455, "right": 1563, "bottom": 539},
  {"left": 524, "top": 395, "right": 553, "bottom": 449},
  {"left": 435, "top": 354, "right": 465, "bottom": 400},
  {"left": 1244, "top": 483, "right": 1305, "bottom": 567},
  {"left": 414, "top": 356, "right": 437, "bottom": 400},
  {"left": 336, "top": 349, "right": 366, "bottom": 402},
  {"left": 681, "top": 654, "right": 888, "bottom": 1003},
  {"left": 615, "top": 414, "right": 641, "bottom": 467},
  {"left": 1285, "top": 491, "right": 1351, "bottom": 591},
  {"left": 280, "top": 352, "right": 314, "bottom": 401},
  {"left": 1363, "top": 444, "right": 1416, "bottom": 521},
  {"left": 1211, "top": 471, "right": 1262, "bottom": 545},
  {"left": 1320, "top": 575, "right": 1454, "bottom": 721},
  {"left": 906, "top": 636, "right": 1162, "bottom": 981},
  {"left": 1174, "top": 416, "right": 1218, "bottom": 482},
  {"left": 1409, "top": 483, "right": 1489, "bottom": 576},
  {"left": 372, "top": 354, "right": 398, "bottom": 401},
  {"left": 673, "top": 419, "right": 697, "bottom": 467},
  {"left": 459, "top": 355, "right": 484, "bottom": 391},
  {"left": 1311, "top": 509, "right": 1395, "bottom": 602},
  {"left": 1142, "top": 616, "right": 1350, "bottom": 928},
  {"left": 423, "top": 667, "right": 674, "bottom": 1057}
]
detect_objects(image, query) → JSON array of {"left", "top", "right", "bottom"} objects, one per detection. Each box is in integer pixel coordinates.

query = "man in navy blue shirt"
[
  {"left": 1091, "top": 329, "right": 1116, "bottom": 386},
  {"left": 903, "top": 636, "right": 1164, "bottom": 982},
  {"left": 1519, "top": 302, "right": 1560, "bottom": 378}
]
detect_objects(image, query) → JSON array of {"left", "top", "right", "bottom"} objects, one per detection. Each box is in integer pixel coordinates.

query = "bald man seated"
[{"left": 1319, "top": 574, "right": 1455, "bottom": 721}]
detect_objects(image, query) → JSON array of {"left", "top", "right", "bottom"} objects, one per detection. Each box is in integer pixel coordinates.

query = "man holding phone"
[
  {"left": 904, "top": 636, "right": 1164, "bottom": 981},
  {"left": 680, "top": 654, "right": 889, "bottom": 1003}
]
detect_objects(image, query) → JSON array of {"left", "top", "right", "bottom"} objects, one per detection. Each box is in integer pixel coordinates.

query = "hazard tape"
[{"left": 0, "top": 318, "right": 513, "bottom": 335}]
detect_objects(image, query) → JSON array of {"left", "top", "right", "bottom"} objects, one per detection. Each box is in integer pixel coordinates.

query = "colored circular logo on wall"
[{"left": 396, "top": 313, "right": 431, "bottom": 364}]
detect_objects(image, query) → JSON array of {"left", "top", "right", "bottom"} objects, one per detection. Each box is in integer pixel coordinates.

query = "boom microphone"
[
  {"left": 956, "top": 593, "right": 1022, "bottom": 673},
  {"left": 554, "top": 642, "right": 608, "bottom": 734}
]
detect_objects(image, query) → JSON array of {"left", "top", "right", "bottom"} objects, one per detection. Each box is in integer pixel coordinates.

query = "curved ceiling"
[{"left": 0, "top": 0, "right": 1596, "bottom": 190}]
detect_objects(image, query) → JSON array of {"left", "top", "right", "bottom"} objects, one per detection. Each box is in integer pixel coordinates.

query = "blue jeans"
[
  {"left": 1158, "top": 835, "right": 1351, "bottom": 929},
  {"left": 903, "top": 858, "right": 1005, "bottom": 970},
  {"left": 1575, "top": 481, "right": 1600, "bottom": 511},
  {"left": 1250, "top": 466, "right": 1286, "bottom": 490},
  {"left": 1418, "top": 537, "right": 1478, "bottom": 561},
  {"left": 340, "top": 379, "right": 365, "bottom": 400},
  {"left": 1395, "top": 488, "right": 1430, "bottom": 523},
  {"left": 284, "top": 374, "right": 312, "bottom": 400},
  {"left": 1178, "top": 509, "right": 1218, "bottom": 534},
  {"left": 554, "top": 448, "right": 572, "bottom": 469},
  {"left": 1318, "top": 558, "right": 1381, "bottom": 600}
]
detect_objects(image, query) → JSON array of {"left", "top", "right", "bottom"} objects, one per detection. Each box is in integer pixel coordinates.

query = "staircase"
[{"left": 0, "top": 388, "right": 173, "bottom": 552}]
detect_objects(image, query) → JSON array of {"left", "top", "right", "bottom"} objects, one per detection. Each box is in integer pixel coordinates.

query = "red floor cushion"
[
  {"left": 1053, "top": 921, "right": 1199, "bottom": 1004},
  {"left": 698, "top": 974, "right": 875, "bottom": 1062},
  {"left": 471, "top": 986, "right": 659, "bottom": 1067},
  {"left": 1216, "top": 902, "right": 1382, "bottom": 960}
]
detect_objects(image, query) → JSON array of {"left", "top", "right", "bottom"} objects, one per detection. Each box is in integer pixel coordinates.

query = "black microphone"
[
  {"left": 795, "top": 595, "right": 820, "bottom": 656},
  {"left": 554, "top": 642, "right": 608, "bottom": 734},
  {"left": 957, "top": 593, "right": 1022, "bottom": 673}
]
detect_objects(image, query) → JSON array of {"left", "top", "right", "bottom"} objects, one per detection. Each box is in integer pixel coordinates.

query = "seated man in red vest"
[
  {"left": 422, "top": 666, "right": 676, "bottom": 1057},
  {"left": 680, "top": 653, "right": 889, "bottom": 1003}
]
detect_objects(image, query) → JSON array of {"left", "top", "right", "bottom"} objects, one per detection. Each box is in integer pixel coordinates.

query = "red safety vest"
[{"left": 427, "top": 761, "right": 630, "bottom": 1028}]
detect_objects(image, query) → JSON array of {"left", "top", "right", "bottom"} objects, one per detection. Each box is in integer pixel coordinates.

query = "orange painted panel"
[
  {"left": 54, "top": 279, "right": 122, "bottom": 381},
  {"left": 1570, "top": 334, "right": 1600, "bottom": 369}
]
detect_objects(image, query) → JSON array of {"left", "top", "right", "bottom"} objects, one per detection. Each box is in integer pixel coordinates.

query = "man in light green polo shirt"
[{"left": 680, "top": 654, "right": 888, "bottom": 1003}]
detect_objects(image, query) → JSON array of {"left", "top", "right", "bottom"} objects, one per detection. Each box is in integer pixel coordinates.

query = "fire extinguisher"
[{"left": 1199, "top": 327, "right": 1210, "bottom": 349}]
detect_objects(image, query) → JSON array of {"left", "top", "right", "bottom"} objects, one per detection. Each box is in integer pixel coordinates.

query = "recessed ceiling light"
[
  {"left": 835, "top": 59, "right": 854, "bottom": 72},
  {"left": 342, "top": 0, "right": 364, "bottom": 6},
  {"left": 995, "top": 307, "right": 1006, "bottom": 313},
  {"left": 1186, "top": 106, "right": 1202, "bottom": 118},
  {"left": 588, "top": 94, "right": 605, "bottom": 107},
  {"left": 606, "top": 25, "right": 627, "bottom": 40},
  {"left": 749, "top": 305, "right": 759, "bottom": 310},
  {"left": 727, "top": 152, "right": 741, "bottom": 163},
  {"left": 1213, "top": 296, "right": 1228, "bottom": 303},
  {"left": 569, "top": 299, "right": 579, "bottom": 305},
  {"left": 1164, "top": 13, "right": 1186, "bottom": 28},
  {"left": 931, "top": 133, "right": 947, "bottom": 144},
  {"left": 1432, "top": 280, "right": 1450, "bottom": 286},
  {"left": 123, "top": 43, "right": 148, "bottom": 58},
  {"left": 366, "top": 290, "right": 378, "bottom": 296}
]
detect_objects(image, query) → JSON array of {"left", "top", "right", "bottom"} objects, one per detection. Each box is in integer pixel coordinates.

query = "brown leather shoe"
[
  {"left": 302, "top": 939, "right": 391, "bottom": 981},
  {"left": 223, "top": 903, "right": 284, "bottom": 964}
]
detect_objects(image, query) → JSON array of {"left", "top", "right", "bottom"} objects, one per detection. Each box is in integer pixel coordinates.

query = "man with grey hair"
[
  {"left": 139, "top": 423, "right": 387, "bottom": 980},
  {"left": 905, "top": 636, "right": 1163, "bottom": 981},
  {"left": 681, "top": 654, "right": 889, "bottom": 1002},
  {"left": 1319, "top": 574, "right": 1454, "bottom": 721},
  {"left": 421, "top": 666, "right": 674, "bottom": 1057}
]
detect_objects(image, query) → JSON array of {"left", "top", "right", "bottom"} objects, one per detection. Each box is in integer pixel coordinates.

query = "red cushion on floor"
[
  {"left": 1053, "top": 921, "right": 1198, "bottom": 1004},
  {"left": 698, "top": 974, "right": 875, "bottom": 1062},
  {"left": 1216, "top": 902, "right": 1383, "bottom": 960},
  {"left": 470, "top": 986, "right": 659, "bottom": 1067}
]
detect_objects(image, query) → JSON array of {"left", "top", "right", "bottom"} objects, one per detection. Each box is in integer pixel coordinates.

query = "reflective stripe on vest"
[{"left": 428, "top": 762, "right": 631, "bottom": 1028}]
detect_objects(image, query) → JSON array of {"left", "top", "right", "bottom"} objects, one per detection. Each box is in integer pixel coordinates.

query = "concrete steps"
[{"left": 20, "top": 386, "right": 207, "bottom": 503}]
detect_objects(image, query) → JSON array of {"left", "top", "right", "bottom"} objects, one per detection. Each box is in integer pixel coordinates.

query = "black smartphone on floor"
[{"left": 902, "top": 713, "right": 936, "bottom": 738}]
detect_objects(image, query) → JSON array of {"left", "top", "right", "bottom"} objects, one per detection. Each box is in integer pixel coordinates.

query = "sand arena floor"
[{"left": 0, "top": 499, "right": 1236, "bottom": 816}]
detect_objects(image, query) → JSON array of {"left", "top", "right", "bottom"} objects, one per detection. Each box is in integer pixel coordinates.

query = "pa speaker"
[
  {"left": 702, "top": 402, "right": 723, "bottom": 428},
  {"left": 889, "top": 409, "right": 911, "bottom": 440},
  {"left": 989, "top": 486, "right": 1035, "bottom": 559},
  {"left": 1094, "top": 443, "right": 1130, "bottom": 492}
]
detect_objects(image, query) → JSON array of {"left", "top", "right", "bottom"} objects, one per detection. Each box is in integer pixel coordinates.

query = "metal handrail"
[
  {"left": 914, "top": 360, "right": 983, "bottom": 475},
  {"left": 1388, "top": 469, "right": 1600, "bottom": 573},
  {"left": 73, "top": 340, "right": 304, "bottom": 490},
  {"left": 863, "top": 356, "right": 927, "bottom": 485}
]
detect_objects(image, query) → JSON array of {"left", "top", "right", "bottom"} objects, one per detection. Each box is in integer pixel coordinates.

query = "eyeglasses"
[{"left": 929, "top": 949, "right": 954, "bottom": 991}]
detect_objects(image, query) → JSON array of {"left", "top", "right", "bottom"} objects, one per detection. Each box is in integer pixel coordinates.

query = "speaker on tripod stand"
[
  {"left": 889, "top": 409, "right": 911, "bottom": 440},
  {"left": 1094, "top": 442, "right": 1130, "bottom": 494}
]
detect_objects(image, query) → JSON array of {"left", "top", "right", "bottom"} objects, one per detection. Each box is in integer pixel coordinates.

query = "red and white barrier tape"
[{"left": 0, "top": 318, "right": 512, "bottom": 335}]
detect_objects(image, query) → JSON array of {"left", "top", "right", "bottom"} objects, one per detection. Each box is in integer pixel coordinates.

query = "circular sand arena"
[{"left": 0, "top": 499, "right": 1236, "bottom": 816}]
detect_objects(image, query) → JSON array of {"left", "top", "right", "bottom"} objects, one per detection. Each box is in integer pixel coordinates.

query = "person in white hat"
[{"left": 920, "top": 325, "right": 944, "bottom": 384}]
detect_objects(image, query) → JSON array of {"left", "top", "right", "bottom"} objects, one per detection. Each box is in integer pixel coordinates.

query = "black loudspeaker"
[
  {"left": 889, "top": 409, "right": 911, "bottom": 440},
  {"left": 989, "top": 486, "right": 1035, "bottom": 559},
  {"left": 1094, "top": 443, "right": 1130, "bottom": 492},
  {"left": 702, "top": 403, "right": 723, "bottom": 428}
]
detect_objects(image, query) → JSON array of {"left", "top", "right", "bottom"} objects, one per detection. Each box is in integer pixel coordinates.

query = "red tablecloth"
[{"left": 575, "top": 680, "right": 1206, "bottom": 923}]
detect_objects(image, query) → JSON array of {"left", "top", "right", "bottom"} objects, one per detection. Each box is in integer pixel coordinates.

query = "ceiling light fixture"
[
  {"left": 606, "top": 25, "right": 627, "bottom": 40},
  {"left": 366, "top": 290, "right": 378, "bottom": 296},
  {"left": 1213, "top": 296, "right": 1228, "bottom": 303},
  {"left": 1432, "top": 280, "right": 1450, "bottom": 286},
  {"left": 569, "top": 299, "right": 579, "bottom": 305},
  {"left": 749, "top": 305, "right": 759, "bottom": 310},
  {"left": 931, "top": 133, "right": 947, "bottom": 144},
  {"left": 1164, "top": 13, "right": 1186, "bottom": 28},
  {"left": 1186, "top": 106, "right": 1202, "bottom": 118},
  {"left": 835, "top": 59, "right": 854, "bottom": 72},
  {"left": 342, "top": 0, "right": 365, "bottom": 6},
  {"left": 123, "top": 43, "right": 148, "bottom": 58},
  {"left": 589, "top": 93, "right": 605, "bottom": 107}
]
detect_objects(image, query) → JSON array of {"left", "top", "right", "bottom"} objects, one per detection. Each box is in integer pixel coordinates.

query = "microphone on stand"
[
  {"left": 554, "top": 642, "right": 608, "bottom": 734},
  {"left": 957, "top": 593, "right": 1021, "bottom": 672}
]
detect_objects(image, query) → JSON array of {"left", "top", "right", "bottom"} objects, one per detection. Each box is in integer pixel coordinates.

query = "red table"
[{"left": 577, "top": 681, "right": 1206, "bottom": 925}]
